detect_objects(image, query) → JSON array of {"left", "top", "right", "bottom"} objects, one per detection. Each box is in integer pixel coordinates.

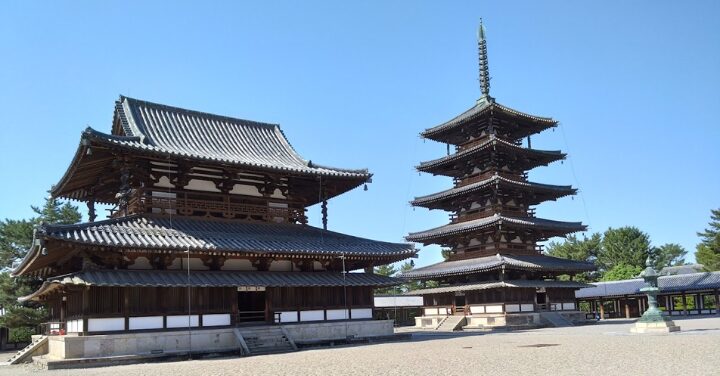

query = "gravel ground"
[{"left": 2, "top": 316, "right": 719, "bottom": 376}]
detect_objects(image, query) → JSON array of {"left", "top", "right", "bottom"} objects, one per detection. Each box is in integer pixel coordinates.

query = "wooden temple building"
[
  {"left": 12, "top": 96, "right": 415, "bottom": 360},
  {"left": 402, "top": 21, "right": 596, "bottom": 329}
]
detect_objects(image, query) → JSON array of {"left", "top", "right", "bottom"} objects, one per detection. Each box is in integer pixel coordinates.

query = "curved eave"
[
  {"left": 416, "top": 136, "right": 565, "bottom": 174},
  {"left": 420, "top": 99, "right": 557, "bottom": 144},
  {"left": 411, "top": 176, "right": 577, "bottom": 209},
  {"left": 52, "top": 128, "right": 371, "bottom": 202},
  {"left": 406, "top": 215, "right": 587, "bottom": 245}
]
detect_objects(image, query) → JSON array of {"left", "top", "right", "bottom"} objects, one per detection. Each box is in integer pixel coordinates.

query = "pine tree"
[{"left": 695, "top": 208, "right": 720, "bottom": 271}]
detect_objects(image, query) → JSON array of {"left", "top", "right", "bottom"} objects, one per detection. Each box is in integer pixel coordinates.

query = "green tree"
[
  {"left": 399, "top": 261, "right": 422, "bottom": 292},
  {"left": 545, "top": 233, "right": 601, "bottom": 282},
  {"left": 374, "top": 263, "right": 400, "bottom": 295},
  {"left": 652, "top": 243, "right": 686, "bottom": 270},
  {"left": 695, "top": 209, "right": 720, "bottom": 271},
  {"left": 0, "top": 194, "right": 82, "bottom": 339},
  {"left": 601, "top": 264, "right": 643, "bottom": 281},
  {"left": 598, "top": 227, "right": 651, "bottom": 271}
]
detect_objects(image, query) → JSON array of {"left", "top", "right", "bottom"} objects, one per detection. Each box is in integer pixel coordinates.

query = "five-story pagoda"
[{"left": 402, "top": 21, "right": 595, "bottom": 329}]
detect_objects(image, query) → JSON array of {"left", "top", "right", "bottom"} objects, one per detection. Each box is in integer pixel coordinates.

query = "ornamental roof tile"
[
  {"left": 399, "top": 254, "right": 596, "bottom": 279},
  {"left": 575, "top": 272, "right": 720, "bottom": 298}
]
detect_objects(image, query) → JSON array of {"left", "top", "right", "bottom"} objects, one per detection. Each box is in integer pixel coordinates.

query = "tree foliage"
[
  {"left": 598, "top": 227, "right": 651, "bottom": 271},
  {"left": 601, "top": 264, "right": 643, "bottom": 281},
  {"left": 545, "top": 233, "right": 601, "bottom": 282},
  {"left": 0, "top": 194, "right": 81, "bottom": 332},
  {"left": 652, "top": 243, "right": 686, "bottom": 270},
  {"left": 695, "top": 208, "right": 720, "bottom": 271}
]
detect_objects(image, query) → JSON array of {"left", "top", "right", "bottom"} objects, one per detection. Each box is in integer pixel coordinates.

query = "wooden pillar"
[
  {"left": 715, "top": 289, "right": 720, "bottom": 315},
  {"left": 665, "top": 295, "right": 671, "bottom": 313},
  {"left": 123, "top": 288, "right": 130, "bottom": 332},
  {"left": 682, "top": 292, "right": 688, "bottom": 315},
  {"left": 60, "top": 293, "right": 67, "bottom": 325},
  {"left": 599, "top": 299, "right": 605, "bottom": 320},
  {"left": 231, "top": 287, "right": 239, "bottom": 326},
  {"left": 82, "top": 287, "right": 89, "bottom": 336},
  {"left": 624, "top": 298, "right": 630, "bottom": 319}
]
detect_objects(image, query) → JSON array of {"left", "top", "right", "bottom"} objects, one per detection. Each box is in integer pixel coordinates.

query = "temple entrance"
[
  {"left": 536, "top": 292, "right": 547, "bottom": 310},
  {"left": 237, "top": 289, "right": 267, "bottom": 323},
  {"left": 454, "top": 294, "right": 466, "bottom": 315}
]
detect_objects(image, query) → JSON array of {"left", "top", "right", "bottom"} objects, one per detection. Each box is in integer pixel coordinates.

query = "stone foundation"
[{"left": 45, "top": 320, "right": 393, "bottom": 359}]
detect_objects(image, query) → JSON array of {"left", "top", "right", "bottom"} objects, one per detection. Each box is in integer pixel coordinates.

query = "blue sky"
[{"left": 1, "top": 1, "right": 718, "bottom": 267}]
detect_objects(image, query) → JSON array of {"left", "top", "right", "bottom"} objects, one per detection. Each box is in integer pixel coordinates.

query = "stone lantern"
[{"left": 631, "top": 256, "right": 680, "bottom": 333}]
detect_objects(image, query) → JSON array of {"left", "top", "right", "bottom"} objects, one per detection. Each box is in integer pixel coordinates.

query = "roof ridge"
[{"left": 119, "top": 95, "right": 281, "bottom": 129}]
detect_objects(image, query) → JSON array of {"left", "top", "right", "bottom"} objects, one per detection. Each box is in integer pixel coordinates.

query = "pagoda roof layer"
[
  {"left": 411, "top": 175, "right": 576, "bottom": 209},
  {"left": 20, "top": 269, "right": 398, "bottom": 302},
  {"left": 399, "top": 254, "right": 596, "bottom": 279},
  {"left": 416, "top": 135, "right": 564, "bottom": 175},
  {"left": 421, "top": 97, "right": 557, "bottom": 144},
  {"left": 406, "top": 214, "right": 586, "bottom": 244},
  {"left": 13, "top": 214, "right": 415, "bottom": 276},
  {"left": 405, "top": 279, "right": 592, "bottom": 295}
]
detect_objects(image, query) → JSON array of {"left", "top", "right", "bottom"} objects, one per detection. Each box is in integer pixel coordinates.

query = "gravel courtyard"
[{"left": 3, "top": 316, "right": 719, "bottom": 376}]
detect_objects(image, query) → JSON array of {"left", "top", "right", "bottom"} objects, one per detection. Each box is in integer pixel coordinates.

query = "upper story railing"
[{"left": 126, "top": 189, "right": 308, "bottom": 224}]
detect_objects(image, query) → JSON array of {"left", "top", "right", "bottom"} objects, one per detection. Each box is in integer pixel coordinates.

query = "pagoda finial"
[{"left": 477, "top": 18, "right": 491, "bottom": 98}]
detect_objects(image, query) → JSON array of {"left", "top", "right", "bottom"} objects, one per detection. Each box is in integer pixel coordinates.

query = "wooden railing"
[
  {"left": 456, "top": 171, "right": 524, "bottom": 187},
  {"left": 128, "top": 191, "right": 307, "bottom": 223}
]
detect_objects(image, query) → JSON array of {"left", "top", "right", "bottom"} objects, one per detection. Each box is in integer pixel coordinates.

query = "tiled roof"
[
  {"left": 39, "top": 214, "right": 416, "bottom": 257},
  {"left": 399, "top": 254, "right": 596, "bottom": 279},
  {"left": 87, "top": 96, "right": 369, "bottom": 178},
  {"left": 406, "top": 279, "right": 592, "bottom": 295},
  {"left": 416, "top": 135, "right": 564, "bottom": 173},
  {"left": 20, "top": 269, "right": 398, "bottom": 301},
  {"left": 659, "top": 264, "right": 705, "bottom": 276},
  {"left": 575, "top": 272, "right": 720, "bottom": 299},
  {"left": 420, "top": 98, "right": 557, "bottom": 143},
  {"left": 406, "top": 214, "right": 586, "bottom": 243},
  {"left": 411, "top": 175, "right": 575, "bottom": 208}
]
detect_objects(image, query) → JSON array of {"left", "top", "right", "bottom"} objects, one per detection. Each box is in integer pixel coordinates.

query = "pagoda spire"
[{"left": 477, "top": 19, "right": 491, "bottom": 98}]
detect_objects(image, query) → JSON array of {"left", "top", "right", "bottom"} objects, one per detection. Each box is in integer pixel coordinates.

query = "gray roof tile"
[
  {"left": 407, "top": 279, "right": 592, "bottom": 295},
  {"left": 575, "top": 272, "right": 720, "bottom": 298},
  {"left": 41, "top": 214, "right": 415, "bottom": 258},
  {"left": 400, "top": 254, "right": 596, "bottom": 279}
]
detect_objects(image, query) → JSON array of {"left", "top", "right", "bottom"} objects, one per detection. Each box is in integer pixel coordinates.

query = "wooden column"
[
  {"left": 682, "top": 292, "right": 688, "bottom": 315},
  {"left": 599, "top": 299, "right": 605, "bottom": 320},
  {"left": 82, "top": 287, "right": 89, "bottom": 336},
  {"left": 715, "top": 289, "right": 720, "bottom": 315},
  {"left": 231, "top": 287, "right": 239, "bottom": 326},
  {"left": 624, "top": 298, "right": 630, "bottom": 319},
  {"left": 123, "top": 288, "right": 130, "bottom": 332}
]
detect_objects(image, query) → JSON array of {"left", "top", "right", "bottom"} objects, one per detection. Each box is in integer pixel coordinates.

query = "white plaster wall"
[
  {"left": 129, "top": 316, "right": 163, "bottom": 330},
  {"left": 485, "top": 305, "right": 504, "bottom": 313},
  {"left": 521, "top": 304, "right": 535, "bottom": 312},
  {"left": 221, "top": 259, "right": 256, "bottom": 271},
  {"left": 127, "top": 256, "right": 152, "bottom": 270},
  {"left": 153, "top": 176, "right": 174, "bottom": 188},
  {"left": 351, "top": 308, "right": 372, "bottom": 319},
  {"left": 300, "top": 310, "right": 325, "bottom": 322},
  {"left": 312, "top": 261, "right": 325, "bottom": 271},
  {"left": 505, "top": 304, "right": 521, "bottom": 313},
  {"left": 470, "top": 306, "right": 485, "bottom": 314},
  {"left": 230, "top": 184, "right": 260, "bottom": 196},
  {"left": 203, "top": 314, "right": 231, "bottom": 327},
  {"left": 326, "top": 309, "right": 349, "bottom": 320},
  {"left": 166, "top": 315, "right": 199, "bottom": 328},
  {"left": 88, "top": 318, "right": 125, "bottom": 332},
  {"left": 186, "top": 179, "right": 220, "bottom": 192},
  {"left": 269, "top": 260, "right": 292, "bottom": 272},
  {"left": 562, "top": 302, "right": 576, "bottom": 310},
  {"left": 278, "top": 311, "right": 298, "bottom": 323},
  {"left": 374, "top": 296, "right": 423, "bottom": 308}
]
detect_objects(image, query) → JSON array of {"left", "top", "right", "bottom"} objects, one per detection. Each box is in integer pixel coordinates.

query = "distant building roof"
[
  {"left": 406, "top": 279, "right": 592, "bottom": 295},
  {"left": 659, "top": 264, "right": 705, "bottom": 276},
  {"left": 575, "top": 271, "right": 720, "bottom": 299},
  {"left": 374, "top": 295, "right": 424, "bottom": 308},
  {"left": 399, "top": 254, "right": 596, "bottom": 279}
]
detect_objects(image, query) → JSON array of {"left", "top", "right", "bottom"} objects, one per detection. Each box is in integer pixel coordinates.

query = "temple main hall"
[
  {"left": 402, "top": 21, "right": 596, "bottom": 330},
  {"left": 13, "top": 96, "right": 415, "bottom": 359}
]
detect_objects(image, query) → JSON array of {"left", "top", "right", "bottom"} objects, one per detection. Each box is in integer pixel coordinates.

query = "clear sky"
[{"left": 1, "top": 1, "right": 718, "bottom": 268}]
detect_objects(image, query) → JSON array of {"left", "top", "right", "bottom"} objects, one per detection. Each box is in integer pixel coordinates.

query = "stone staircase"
[
  {"left": 539, "top": 312, "right": 574, "bottom": 327},
  {"left": 436, "top": 315, "right": 466, "bottom": 332},
  {"left": 235, "top": 326, "right": 297, "bottom": 356},
  {"left": 4, "top": 335, "right": 48, "bottom": 365}
]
